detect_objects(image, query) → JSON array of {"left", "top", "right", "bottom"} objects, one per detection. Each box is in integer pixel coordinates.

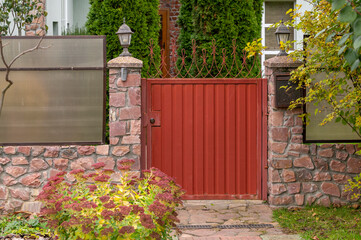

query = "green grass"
[{"left": 273, "top": 205, "right": 361, "bottom": 240}]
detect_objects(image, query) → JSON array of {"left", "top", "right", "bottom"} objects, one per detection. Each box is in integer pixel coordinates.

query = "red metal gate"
[{"left": 141, "top": 78, "right": 267, "bottom": 200}]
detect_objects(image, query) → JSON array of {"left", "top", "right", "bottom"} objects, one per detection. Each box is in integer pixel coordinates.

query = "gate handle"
[{"left": 150, "top": 118, "right": 155, "bottom": 124}]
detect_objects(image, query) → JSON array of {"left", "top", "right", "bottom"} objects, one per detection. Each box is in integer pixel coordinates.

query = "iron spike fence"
[{"left": 145, "top": 39, "right": 262, "bottom": 79}]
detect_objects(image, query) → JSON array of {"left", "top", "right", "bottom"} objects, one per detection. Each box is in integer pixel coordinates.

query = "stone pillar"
[
  {"left": 265, "top": 56, "right": 303, "bottom": 207},
  {"left": 265, "top": 56, "right": 361, "bottom": 208},
  {"left": 25, "top": 0, "right": 46, "bottom": 36},
  {"left": 107, "top": 56, "right": 143, "bottom": 173}
]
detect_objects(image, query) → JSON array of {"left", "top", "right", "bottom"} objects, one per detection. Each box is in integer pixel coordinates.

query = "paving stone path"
[{"left": 175, "top": 200, "right": 302, "bottom": 240}]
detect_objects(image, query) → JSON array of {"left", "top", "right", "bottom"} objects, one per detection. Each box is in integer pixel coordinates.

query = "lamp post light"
[
  {"left": 275, "top": 21, "right": 291, "bottom": 56},
  {"left": 116, "top": 18, "right": 133, "bottom": 57}
]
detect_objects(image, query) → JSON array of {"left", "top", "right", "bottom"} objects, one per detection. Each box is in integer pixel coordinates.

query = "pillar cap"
[
  {"left": 107, "top": 56, "right": 143, "bottom": 69},
  {"left": 264, "top": 56, "right": 302, "bottom": 68}
]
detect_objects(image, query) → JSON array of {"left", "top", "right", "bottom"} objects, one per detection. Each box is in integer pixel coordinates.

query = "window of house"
[{"left": 262, "top": 1, "right": 295, "bottom": 72}]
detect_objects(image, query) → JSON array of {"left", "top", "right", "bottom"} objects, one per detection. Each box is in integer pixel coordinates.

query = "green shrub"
[
  {"left": 37, "top": 160, "right": 184, "bottom": 240},
  {"left": 86, "top": 0, "right": 161, "bottom": 75},
  {"left": 0, "top": 213, "right": 49, "bottom": 238},
  {"left": 177, "top": 0, "right": 263, "bottom": 77}
]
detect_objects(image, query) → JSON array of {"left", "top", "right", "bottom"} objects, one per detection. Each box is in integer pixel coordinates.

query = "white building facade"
[{"left": 46, "top": 0, "right": 89, "bottom": 36}]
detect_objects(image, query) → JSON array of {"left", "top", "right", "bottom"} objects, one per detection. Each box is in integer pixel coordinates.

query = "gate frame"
[{"left": 141, "top": 77, "right": 268, "bottom": 200}]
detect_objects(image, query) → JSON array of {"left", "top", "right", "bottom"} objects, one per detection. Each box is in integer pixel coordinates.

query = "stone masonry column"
[
  {"left": 264, "top": 56, "right": 303, "bottom": 207},
  {"left": 107, "top": 56, "right": 143, "bottom": 175},
  {"left": 265, "top": 56, "right": 361, "bottom": 208}
]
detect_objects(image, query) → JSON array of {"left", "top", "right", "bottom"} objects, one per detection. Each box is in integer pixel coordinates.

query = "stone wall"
[
  {"left": 25, "top": 0, "right": 46, "bottom": 36},
  {"left": 0, "top": 57, "right": 142, "bottom": 212},
  {"left": 265, "top": 56, "right": 361, "bottom": 207}
]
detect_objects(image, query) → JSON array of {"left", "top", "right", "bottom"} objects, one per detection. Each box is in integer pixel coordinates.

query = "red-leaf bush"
[{"left": 37, "top": 160, "right": 185, "bottom": 240}]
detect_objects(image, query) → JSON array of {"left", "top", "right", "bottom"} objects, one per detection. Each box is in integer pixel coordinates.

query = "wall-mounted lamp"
[
  {"left": 116, "top": 18, "right": 133, "bottom": 57},
  {"left": 275, "top": 21, "right": 290, "bottom": 56},
  {"left": 121, "top": 67, "right": 128, "bottom": 82}
]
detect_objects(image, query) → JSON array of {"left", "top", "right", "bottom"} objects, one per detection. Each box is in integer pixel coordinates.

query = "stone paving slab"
[{"left": 175, "top": 200, "right": 301, "bottom": 240}]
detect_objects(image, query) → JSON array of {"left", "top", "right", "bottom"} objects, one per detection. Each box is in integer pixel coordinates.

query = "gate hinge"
[{"left": 264, "top": 165, "right": 269, "bottom": 169}]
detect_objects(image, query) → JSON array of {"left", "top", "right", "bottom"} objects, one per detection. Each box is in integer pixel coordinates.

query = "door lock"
[{"left": 150, "top": 118, "right": 155, "bottom": 124}]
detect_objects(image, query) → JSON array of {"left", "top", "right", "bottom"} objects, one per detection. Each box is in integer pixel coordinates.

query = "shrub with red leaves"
[{"left": 37, "top": 160, "right": 185, "bottom": 240}]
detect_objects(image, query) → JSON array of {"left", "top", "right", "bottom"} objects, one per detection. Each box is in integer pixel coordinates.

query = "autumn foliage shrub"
[
  {"left": 345, "top": 173, "right": 361, "bottom": 200},
  {"left": 37, "top": 160, "right": 184, "bottom": 240}
]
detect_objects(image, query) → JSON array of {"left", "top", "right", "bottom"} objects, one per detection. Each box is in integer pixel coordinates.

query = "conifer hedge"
[
  {"left": 178, "top": 0, "right": 263, "bottom": 77},
  {"left": 86, "top": 0, "right": 160, "bottom": 72}
]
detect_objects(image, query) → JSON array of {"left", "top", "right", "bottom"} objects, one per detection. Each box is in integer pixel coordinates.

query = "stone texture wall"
[
  {"left": 25, "top": 0, "right": 46, "bottom": 36},
  {"left": 0, "top": 56, "right": 142, "bottom": 213},
  {"left": 265, "top": 56, "right": 361, "bottom": 207}
]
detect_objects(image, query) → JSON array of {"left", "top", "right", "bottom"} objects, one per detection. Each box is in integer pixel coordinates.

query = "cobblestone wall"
[
  {"left": 0, "top": 56, "right": 142, "bottom": 213},
  {"left": 265, "top": 56, "right": 361, "bottom": 207}
]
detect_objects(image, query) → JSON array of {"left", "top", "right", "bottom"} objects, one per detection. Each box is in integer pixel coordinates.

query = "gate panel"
[{"left": 142, "top": 78, "right": 266, "bottom": 200}]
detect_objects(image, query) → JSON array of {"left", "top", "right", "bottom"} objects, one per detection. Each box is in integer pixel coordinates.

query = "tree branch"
[
  {"left": 329, "top": 98, "right": 361, "bottom": 138},
  {"left": 346, "top": 0, "right": 361, "bottom": 16},
  {"left": 8, "top": 37, "right": 49, "bottom": 68},
  {"left": 0, "top": 36, "right": 49, "bottom": 118}
]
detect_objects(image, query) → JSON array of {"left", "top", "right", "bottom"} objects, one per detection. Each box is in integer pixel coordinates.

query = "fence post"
[
  {"left": 264, "top": 56, "right": 304, "bottom": 206},
  {"left": 107, "top": 56, "right": 143, "bottom": 175}
]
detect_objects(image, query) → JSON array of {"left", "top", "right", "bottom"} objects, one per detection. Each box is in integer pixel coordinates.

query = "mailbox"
[{"left": 275, "top": 73, "right": 303, "bottom": 108}]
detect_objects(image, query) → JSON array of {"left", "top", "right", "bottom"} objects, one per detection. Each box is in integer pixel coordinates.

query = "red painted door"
[{"left": 141, "top": 78, "right": 267, "bottom": 200}]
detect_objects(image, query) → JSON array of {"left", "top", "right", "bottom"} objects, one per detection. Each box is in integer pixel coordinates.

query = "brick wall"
[
  {"left": 265, "top": 56, "right": 361, "bottom": 207},
  {"left": 0, "top": 56, "right": 142, "bottom": 213},
  {"left": 159, "top": 0, "right": 181, "bottom": 54}
]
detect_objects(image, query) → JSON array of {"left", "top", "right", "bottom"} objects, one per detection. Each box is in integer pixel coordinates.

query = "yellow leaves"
[
  {"left": 356, "top": 116, "right": 361, "bottom": 127},
  {"left": 244, "top": 38, "right": 266, "bottom": 58}
]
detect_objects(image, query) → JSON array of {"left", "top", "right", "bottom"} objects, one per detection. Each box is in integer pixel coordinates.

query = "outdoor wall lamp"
[
  {"left": 275, "top": 21, "right": 290, "bottom": 56},
  {"left": 116, "top": 18, "right": 133, "bottom": 57},
  {"left": 121, "top": 67, "right": 128, "bottom": 82}
]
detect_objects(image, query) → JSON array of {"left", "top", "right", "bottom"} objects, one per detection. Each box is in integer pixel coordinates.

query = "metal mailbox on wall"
[
  {"left": 275, "top": 73, "right": 303, "bottom": 108},
  {"left": 0, "top": 36, "right": 106, "bottom": 145}
]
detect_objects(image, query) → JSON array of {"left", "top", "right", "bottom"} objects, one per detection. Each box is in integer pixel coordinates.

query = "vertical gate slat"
[
  {"left": 183, "top": 84, "right": 194, "bottom": 195},
  {"left": 172, "top": 85, "right": 183, "bottom": 185},
  {"left": 237, "top": 85, "right": 247, "bottom": 194},
  {"left": 152, "top": 85, "right": 162, "bottom": 110},
  {"left": 215, "top": 84, "right": 225, "bottom": 195},
  {"left": 161, "top": 85, "right": 173, "bottom": 176},
  {"left": 225, "top": 84, "right": 236, "bottom": 195},
  {"left": 151, "top": 85, "right": 162, "bottom": 170},
  {"left": 204, "top": 84, "right": 215, "bottom": 195},
  {"left": 194, "top": 84, "right": 204, "bottom": 195},
  {"left": 247, "top": 84, "right": 258, "bottom": 194}
]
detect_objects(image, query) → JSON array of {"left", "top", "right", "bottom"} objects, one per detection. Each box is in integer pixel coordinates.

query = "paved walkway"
[{"left": 175, "top": 200, "right": 301, "bottom": 240}]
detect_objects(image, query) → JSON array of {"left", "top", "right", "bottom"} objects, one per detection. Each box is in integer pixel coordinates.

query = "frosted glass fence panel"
[
  {"left": 0, "top": 36, "right": 104, "bottom": 69},
  {"left": 306, "top": 102, "right": 360, "bottom": 142},
  {"left": 0, "top": 36, "right": 106, "bottom": 145},
  {"left": 305, "top": 72, "right": 360, "bottom": 142}
]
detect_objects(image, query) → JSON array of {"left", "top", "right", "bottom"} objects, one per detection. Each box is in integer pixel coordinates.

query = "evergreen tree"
[
  {"left": 86, "top": 0, "right": 161, "bottom": 73},
  {"left": 178, "top": 0, "right": 263, "bottom": 77}
]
